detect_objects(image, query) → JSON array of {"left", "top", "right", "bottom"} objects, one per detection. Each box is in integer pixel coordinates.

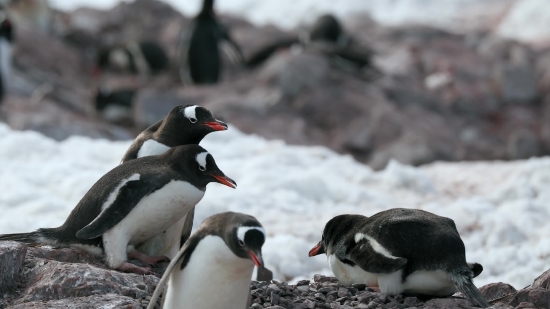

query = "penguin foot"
[
  {"left": 127, "top": 251, "right": 170, "bottom": 267},
  {"left": 117, "top": 261, "right": 154, "bottom": 275}
]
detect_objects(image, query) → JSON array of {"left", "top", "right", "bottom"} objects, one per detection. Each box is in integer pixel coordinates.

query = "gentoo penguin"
[
  {"left": 0, "top": 6, "right": 13, "bottom": 103},
  {"left": 245, "top": 14, "right": 372, "bottom": 75},
  {"left": 179, "top": 0, "right": 243, "bottom": 84},
  {"left": 120, "top": 104, "right": 227, "bottom": 260},
  {"left": 94, "top": 86, "right": 136, "bottom": 125},
  {"left": 0, "top": 145, "right": 236, "bottom": 274},
  {"left": 309, "top": 209, "right": 489, "bottom": 308},
  {"left": 95, "top": 41, "right": 169, "bottom": 76},
  {"left": 147, "top": 212, "right": 265, "bottom": 309}
]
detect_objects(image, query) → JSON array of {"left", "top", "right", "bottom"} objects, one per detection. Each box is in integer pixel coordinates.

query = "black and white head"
[
  {"left": 309, "top": 214, "right": 365, "bottom": 257},
  {"left": 216, "top": 212, "right": 266, "bottom": 267},
  {"left": 169, "top": 104, "right": 228, "bottom": 134},
  {"left": 167, "top": 144, "right": 236, "bottom": 189}
]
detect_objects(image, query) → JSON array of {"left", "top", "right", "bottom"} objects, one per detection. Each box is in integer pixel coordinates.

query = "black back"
[
  {"left": 309, "top": 14, "right": 342, "bottom": 43},
  {"left": 138, "top": 41, "right": 169, "bottom": 73},
  {"left": 188, "top": 0, "right": 221, "bottom": 84},
  {"left": 39, "top": 145, "right": 227, "bottom": 246},
  {"left": 120, "top": 105, "right": 223, "bottom": 162},
  {"left": 95, "top": 88, "right": 136, "bottom": 111},
  {"left": 323, "top": 209, "right": 469, "bottom": 277}
]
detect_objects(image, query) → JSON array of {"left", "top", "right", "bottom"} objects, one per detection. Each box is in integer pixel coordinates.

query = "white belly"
[
  {"left": 135, "top": 214, "right": 188, "bottom": 259},
  {"left": 163, "top": 236, "right": 254, "bottom": 309},
  {"left": 137, "top": 139, "right": 171, "bottom": 158},
  {"left": 402, "top": 270, "right": 458, "bottom": 296},
  {"left": 328, "top": 254, "right": 378, "bottom": 286}
]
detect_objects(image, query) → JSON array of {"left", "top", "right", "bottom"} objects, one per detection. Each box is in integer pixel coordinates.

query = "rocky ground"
[
  {"left": 1, "top": 241, "right": 549, "bottom": 309},
  {"left": 2, "top": 0, "right": 550, "bottom": 170}
]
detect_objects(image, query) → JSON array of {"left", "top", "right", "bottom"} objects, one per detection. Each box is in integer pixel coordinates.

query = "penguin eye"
[
  {"left": 189, "top": 117, "right": 197, "bottom": 123},
  {"left": 238, "top": 239, "right": 245, "bottom": 246},
  {"left": 198, "top": 165, "right": 206, "bottom": 171}
]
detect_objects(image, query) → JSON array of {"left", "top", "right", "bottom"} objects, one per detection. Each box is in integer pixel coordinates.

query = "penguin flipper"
[
  {"left": 147, "top": 234, "right": 202, "bottom": 309},
  {"left": 340, "top": 236, "right": 407, "bottom": 274},
  {"left": 245, "top": 38, "right": 299, "bottom": 68},
  {"left": 76, "top": 177, "right": 165, "bottom": 240},
  {"left": 179, "top": 206, "right": 195, "bottom": 248},
  {"left": 218, "top": 25, "right": 244, "bottom": 65}
]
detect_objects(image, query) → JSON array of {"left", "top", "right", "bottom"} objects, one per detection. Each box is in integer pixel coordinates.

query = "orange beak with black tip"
[
  {"left": 248, "top": 250, "right": 264, "bottom": 267},
  {"left": 308, "top": 241, "right": 325, "bottom": 257},
  {"left": 211, "top": 174, "right": 237, "bottom": 189},
  {"left": 203, "top": 120, "right": 228, "bottom": 131}
]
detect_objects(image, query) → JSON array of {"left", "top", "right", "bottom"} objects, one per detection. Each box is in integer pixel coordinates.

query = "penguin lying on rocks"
[
  {"left": 179, "top": 0, "right": 243, "bottom": 84},
  {"left": 246, "top": 14, "right": 372, "bottom": 72},
  {"left": 0, "top": 145, "right": 236, "bottom": 275},
  {"left": 147, "top": 212, "right": 265, "bottom": 309},
  {"left": 121, "top": 104, "right": 227, "bottom": 260},
  {"left": 95, "top": 41, "right": 169, "bottom": 76},
  {"left": 309, "top": 208, "right": 489, "bottom": 308}
]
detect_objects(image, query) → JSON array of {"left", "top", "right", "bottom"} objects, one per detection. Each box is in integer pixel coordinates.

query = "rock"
[
  {"left": 532, "top": 268, "right": 550, "bottom": 289},
  {"left": 514, "top": 302, "right": 536, "bottom": 309},
  {"left": 507, "top": 287, "right": 550, "bottom": 309},
  {"left": 507, "top": 129, "right": 540, "bottom": 160},
  {"left": 479, "top": 282, "right": 517, "bottom": 300},
  {"left": 132, "top": 88, "right": 193, "bottom": 129},
  {"left": 0, "top": 241, "right": 27, "bottom": 292},
  {"left": 7, "top": 294, "right": 142, "bottom": 309},
  {"left": 496, "top": 63, "right": 538, "bottom": 104},
  {"left": 422, "top": 298, "right": 477, "bottom": 309}
]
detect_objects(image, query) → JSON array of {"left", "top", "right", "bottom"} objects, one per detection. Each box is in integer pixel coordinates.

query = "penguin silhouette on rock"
[
  {"left": 147, "top": 212, "right": 265, "bottom": 309},
  {"left": 0, "top": 145, "right": 236, "bottom": 274},
  {"left": 179, "top": 0, "right": 243, "bottom": 85},
  {"left": 120, "top": 104, "right": 228, "bottom": 261},
  {"left": 309, "top": 208, "right": 490, "bottom": 308}
]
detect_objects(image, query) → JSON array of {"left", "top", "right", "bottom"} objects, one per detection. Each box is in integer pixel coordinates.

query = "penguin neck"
[
  {"left": 154, "top": 120, "right": 205, "bottom": 147},
  {"left": 199, "top": 0, "right": 215, "bottom": 17}
]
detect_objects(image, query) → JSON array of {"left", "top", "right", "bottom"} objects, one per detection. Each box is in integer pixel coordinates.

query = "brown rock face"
[{"left": 0, "top": 241, "right": 27, "bottom": 293}]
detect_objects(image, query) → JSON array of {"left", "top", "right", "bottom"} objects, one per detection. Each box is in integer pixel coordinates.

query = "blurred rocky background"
[{"left": 1, "top": 0, "right": 550, "bottom": 170}]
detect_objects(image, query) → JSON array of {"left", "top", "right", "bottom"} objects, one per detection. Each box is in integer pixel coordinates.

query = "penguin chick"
[
  {"left": 147, "top": 212, "right": 265, "bottom": 309},
  {"left": 0, "top": 145, "right": 236, "bottom": 275},
  {"left": 309, "top": 209, "right": 489, "bottom": 308}
]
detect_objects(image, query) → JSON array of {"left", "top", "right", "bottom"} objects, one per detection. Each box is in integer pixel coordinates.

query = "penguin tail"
[
  {"left": 0, "top": 229, "right": 58, "bottom": 246},
  {"left": 450, "top": 269, "right": 490, "bottom": 308}
]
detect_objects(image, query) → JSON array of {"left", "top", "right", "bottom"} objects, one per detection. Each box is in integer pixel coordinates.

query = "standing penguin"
[
  {"left": 0, "top": 6, "right": 13, "bottom": 104},
  {"left": 147, "top": 212, "right": 265, "bottom": 309},
  {"left": 309, "top": 208, "right": 489, "bottom": 308},
  {"left": 121, "top": 104, "right": 227, "bottom": 259},
  {"left": 179, "top": 0, "right": 243, "bottom": 84},
  {"left": 0, "top": 145, "right": 236, "bottom": 274}
]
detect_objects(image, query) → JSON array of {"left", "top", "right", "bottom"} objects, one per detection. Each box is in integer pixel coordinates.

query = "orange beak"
[
  {"left": 308, "top": 242, "right": 324, "bottom": 257},
  {"left": 203, "top": 120, "right": 228, "bottom": 131},
  {"left": 248, "top": 251, "right": 264, "bottom": 267},
  {"left": 211, "top": 174, "right": 237, "bottom": 188}
]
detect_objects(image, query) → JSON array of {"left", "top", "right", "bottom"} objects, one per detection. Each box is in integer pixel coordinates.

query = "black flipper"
[
  {"left": 146, "top": 234, "right": 202, "bottom": 309},
  {"left": 76, "top": 175, "right": 168, "bottom": 239},
  {"left": 218, "top": 25, "right": 244, "bottom": 65},
  {"left": 450, "top": 269, "right": 490, "bottom": 308},
  {"left": 245, "top": 38, "right": 299, "bottom": 68},
  {"left": 179, "top": 206, "right": 195, "bottom": 248},
  {"left": 339, "top": 237, "right": 407, "bottom": 274}
]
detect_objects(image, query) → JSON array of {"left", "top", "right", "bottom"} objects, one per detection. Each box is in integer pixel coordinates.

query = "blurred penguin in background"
[
  {"left": 0, "top": 4, "right": 13, "bottom": 104},
  {"left": 94, "top": 41, "right": 169, "bottom": 77},
  {"left": 179, "top": 0, "right": 243, "bottom": 85},
  {"left": 246, "top": 14, "right": 374, "bottom": 77}
]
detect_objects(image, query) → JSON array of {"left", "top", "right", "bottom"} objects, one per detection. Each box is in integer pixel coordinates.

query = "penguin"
[
  {"left": 0, "top": 6, "right": 13, "bottom": 104},
  {"left": 0, "top": 145, "right": 236, "bottom": 275},
  {"left": 147, "top": 212, "right": 265, "bottom": 309},
  {"left": 245, "top": 14, "right": 372, "bottom": 76},
  {"left": 94, "top": 86, "right": 136, "bottom": 125},
  {"left": 309, "top": 208, "right": 490, "bottom": 308},
  {"left": 95, "top": 41, "right": 169, "bottom": 76},
  {"left": 179, "top": 0, "right": 243, "bottom": 84},
  {"left": 120, "top": 104, "right": 227, "bottom": 260}
]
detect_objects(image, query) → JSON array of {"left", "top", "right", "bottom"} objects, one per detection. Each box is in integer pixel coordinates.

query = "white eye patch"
[
  {"left": 237, "top": 226, "right": 266, "bottom": 242},
  {"left": 196, "top": 152, "right": 209, "bottom": 171},
  {"left": 183, "top": 105, "right": 198, "bottom": 123}
]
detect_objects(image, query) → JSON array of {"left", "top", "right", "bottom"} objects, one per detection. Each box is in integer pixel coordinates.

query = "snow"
[
  {"left": 48, "top": 0, "right": 550, "bottom": 44},
  {"left": 1, "top": 123, "right": 549, "bottom": 289}
]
